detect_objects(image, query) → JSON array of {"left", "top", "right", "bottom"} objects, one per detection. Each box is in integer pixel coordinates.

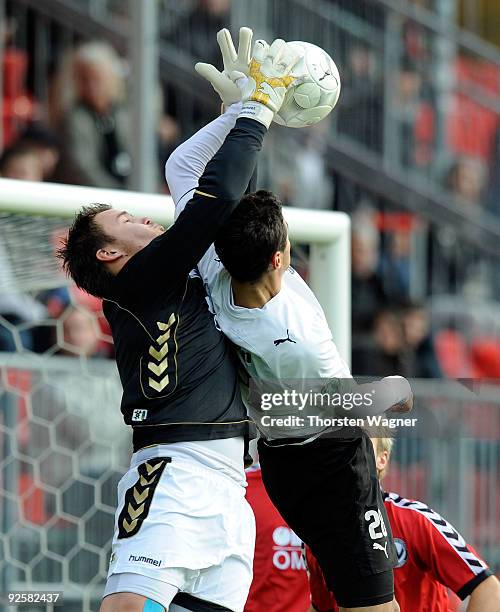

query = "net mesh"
[
  {"left": 0, "top": 213, "right": 70, "bottom": 295},
  {"left": 0, "top": 211, "right": 127, "bottom": 611},
  {"left": 0, "top": 357, "right": 128, "bottom": 611}
]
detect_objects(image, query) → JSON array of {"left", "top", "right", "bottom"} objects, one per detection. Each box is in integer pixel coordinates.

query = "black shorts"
[{"left": 258, "top": 429, "right": 396, "bottom": 608}]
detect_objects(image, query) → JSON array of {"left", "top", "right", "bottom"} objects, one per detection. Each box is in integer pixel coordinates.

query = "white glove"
[
  {"left": 195, "top": 27, "right": 253, "bottom": 107},
  {"left": 237, "top": 38, "right": 300, "bottom": 128}
]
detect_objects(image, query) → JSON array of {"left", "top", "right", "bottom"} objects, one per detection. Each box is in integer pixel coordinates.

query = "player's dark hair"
[
  {"left": 215, "top": 190, "right": 288, "bottom": 282},
  {"left": 57, "top": 203, "right": 115, "bottom": 298}
]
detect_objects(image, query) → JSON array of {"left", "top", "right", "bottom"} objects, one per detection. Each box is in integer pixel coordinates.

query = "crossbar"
[{"left": 0, "top": 177, "right": 351, "bottom": 361}]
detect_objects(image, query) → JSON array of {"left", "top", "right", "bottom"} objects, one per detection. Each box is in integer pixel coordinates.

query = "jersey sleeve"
[
  {"left": 165, "top": 103, "right": 241, "bottom": 218},
  {"left": 409, "top": 503, "right": 492, "bottom": 599},
  {"left": 305, "top": 547, "right": 338, "bottom": 612},
  {"left": 126, "top": 118, "right": 266, "bottom": 289}
]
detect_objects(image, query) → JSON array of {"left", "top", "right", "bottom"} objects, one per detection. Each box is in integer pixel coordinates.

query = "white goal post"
[{"left": 0, "top": 177, "right": 351, "bottom": 361}]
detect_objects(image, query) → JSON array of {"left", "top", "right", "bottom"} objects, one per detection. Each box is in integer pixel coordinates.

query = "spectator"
[
  {"left": 379, "top": 219, "right": 412, "bottom": 300},
  {"left": 59, "top": 42, "right": 132, "bottom": 189},
  {"left": 290, "top": 127, "right": 333, "bottom": 210},
  {"left": 431, "top": 156, "right": 489, "bottom": 295},
  {"left": 395, "top": 58, "right": 426, "bottom": 168},
  {"left": 57, "top": 306, "right": 103, "bottom": 358},
  {"left": 171, "top": 0, "right": 231, "bottom": 68},
  {"left": 400, "top": 301, "right": 442, "bottom": 378},
  {"left": 353, "top": 308, "right": 409, "bottom": 378},
  {"left": 336, "top": 43, "right": 383, "bottom": 153},
  {"left": 2, "top": 16, "right": 37, "bottom": 147},
  {"left": 17, "top": 125, "right": 62, "bottom": 182},
  {"left": 447, "top": 156, "right": 487, "bottom": 213},
  {"left": 0, "top": 142, "right": 43, "bottom": 181},
  {"left": 351, "top": 210, "right": 388, "bottom": 334}
]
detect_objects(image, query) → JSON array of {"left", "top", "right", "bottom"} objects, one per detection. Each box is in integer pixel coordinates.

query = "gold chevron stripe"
[
  {"left": 140, "top": 474, "right": 156, "bottom": 487},
  {"left": 149, "top": 344, "right": 169, "bottom": 361},
  {"left": 128, "top": 502, "right": 145, "bottom": 521},
  {"left": 156, "top": 329, "right": 171, "bottom": 345},
  {"left": 133, "top": 487, "right": 149, "bottom": 504},
  {"left": 146, "top": 461, "right": 164, "bottom": 475},
  {"left": 194, "top": 189, "right": 216, "bottom": 199},
  {"left": 149, "top": 376, "right": 169, "bottom": 392},
  {"left": 148, "top": 360, "right": 168, "bottom": 376},
  {"left": 158, "top": 314, "right": 176, "bottom": 331},
  {"left": 123, "top": 518, "right": 138, "bottom": 533}
]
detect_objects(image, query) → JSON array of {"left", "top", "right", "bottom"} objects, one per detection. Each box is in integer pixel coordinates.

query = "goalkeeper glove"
[
  {"left": 195, "top": 27, "right": 253, "bottom": 108},
  {"left": 237, "top": 37, "right": 300, "bottom": 128},
  {"left": 197, "top": 30, "right": 300, "bottom": 128}
]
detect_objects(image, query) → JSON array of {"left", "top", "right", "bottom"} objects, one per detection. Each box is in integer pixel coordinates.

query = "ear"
[
  {"left": 270, "top": 251, "right": 282, "bottom": 270},
  {"left": 96, "top": 247, "right": 123, "bottom": 263},
  {"left": 376, "top": 450, "right": 389, "bottom": 475}
]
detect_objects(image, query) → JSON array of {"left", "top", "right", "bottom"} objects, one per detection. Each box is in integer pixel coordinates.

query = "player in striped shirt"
[{"left": 305, "top": 436, "right": 500, "bottom": 612}]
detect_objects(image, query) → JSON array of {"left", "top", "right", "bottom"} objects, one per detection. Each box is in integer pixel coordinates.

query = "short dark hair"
[
  {"left": 214, "top": 190, "right": 287, "bottom": 282},
  {"left": 57, "top": 203, "right": 115, "bottom": 298}
]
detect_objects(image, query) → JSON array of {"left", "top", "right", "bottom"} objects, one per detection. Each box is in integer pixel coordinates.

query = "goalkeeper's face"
[{"left": 95, "top": 208, "right": 165, "bottom": 266}]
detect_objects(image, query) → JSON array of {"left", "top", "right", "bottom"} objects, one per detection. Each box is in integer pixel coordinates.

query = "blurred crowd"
[{"left": 1, "top": 0, "right": 500, "bottom": 379}]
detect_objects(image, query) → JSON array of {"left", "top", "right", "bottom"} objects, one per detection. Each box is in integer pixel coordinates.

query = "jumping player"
[
  {"left": 166, "top": 29, "right": 412, "bottom": 611},
  {"left": 58, "top": 29, "right": 301, "bottom": 612},
  {"left": 305, "top": 436, "right": 500, "bottom": 612}
]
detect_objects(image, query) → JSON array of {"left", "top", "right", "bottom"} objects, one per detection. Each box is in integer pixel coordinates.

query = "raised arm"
[
  {"left": 137, "top": 33, "right": 300, "bottom": 284},
  {"left": 158, "top": 117, "right": 266, "bottom": 279},
  {"left": 164, "top": 26, "right": 256, "bottom": 216},
  {"left": 164, "top": 103, "right": 241, "bottom": 218}
]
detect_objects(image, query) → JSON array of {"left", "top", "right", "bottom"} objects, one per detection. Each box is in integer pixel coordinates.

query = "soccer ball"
[{"left": 273, "top": 41, "right": 341, "bottom": 128}]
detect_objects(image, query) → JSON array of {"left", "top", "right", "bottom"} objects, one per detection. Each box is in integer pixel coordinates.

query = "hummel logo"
[
  {"left": 274, "top": 330, "right": 296, "bottom": 346},
  {"left": 373, "top": 541, "right": 389, "bottom": 558}
]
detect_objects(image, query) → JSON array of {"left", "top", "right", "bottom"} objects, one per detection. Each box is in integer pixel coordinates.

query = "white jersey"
[
  {"left": 200, "top": 255, "right": 349, "bottom": 382},
  {"left": 165, "top": 105, "right": 410, "bottom": 439},
  {"left": 198, "top": 248, "right": 351, "bottom": 438}
]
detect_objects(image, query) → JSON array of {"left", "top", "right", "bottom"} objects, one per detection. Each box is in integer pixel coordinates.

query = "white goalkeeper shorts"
[{"left": 104, "top": 441, "right": 255, "bottom": 611}]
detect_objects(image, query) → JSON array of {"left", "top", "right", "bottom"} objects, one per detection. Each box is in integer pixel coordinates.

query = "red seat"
[{"left": 434, "top": 329, "right": 472, "bottom": 378}]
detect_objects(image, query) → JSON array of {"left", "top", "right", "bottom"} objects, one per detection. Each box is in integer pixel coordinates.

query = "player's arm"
[
  {"left": 259, "top": 337, "right": 412, "bottom": 416},
  {"left": 336, "top": 376, "right": 413, "bottom": 418},
  {"left": 165, "top": 27, "right": 252, "bottom": 218},
  {"left": 158, "top": 36, "right": 299, "bottom": 280},
  {"left": 466, "top": 575, "right": 500, "bottom": 612},
  {"left": 164, "top": 103, "right": 241, "bottom": 218},
  {"left": 409, "top": 504, "right": 493, "bottom": 604},
  {"left": 155, "top": 116, "right": 266, "bottom": 280}
]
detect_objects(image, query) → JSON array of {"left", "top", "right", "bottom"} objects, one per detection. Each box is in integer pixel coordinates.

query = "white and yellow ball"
[{"left": 274, "top": 41, "right": 341, "bottom": 128}]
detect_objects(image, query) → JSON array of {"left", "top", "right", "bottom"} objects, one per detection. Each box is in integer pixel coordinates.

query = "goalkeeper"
[
  {"left": 166, "top": 29, "right": 412, "bottom": 612},
  {"left": 60, "top": 30, "right": 300, "bottom": 612}
]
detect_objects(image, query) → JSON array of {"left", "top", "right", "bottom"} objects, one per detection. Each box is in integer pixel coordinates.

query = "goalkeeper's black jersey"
[{"left": 102, "top": 118, "right": 265, "bottom": 451}]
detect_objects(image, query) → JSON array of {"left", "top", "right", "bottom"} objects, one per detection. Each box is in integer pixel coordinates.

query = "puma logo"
[
  {"left": 373, "top": 541, "right": 389, "bottom": 558},
  {"left": 274, "top": 330, "right": 296, "bottom": 347}
]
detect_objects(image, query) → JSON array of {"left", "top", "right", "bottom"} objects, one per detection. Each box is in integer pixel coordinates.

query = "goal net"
[{"left": 0, "top": 177, "right": 350, "bottom": 611}]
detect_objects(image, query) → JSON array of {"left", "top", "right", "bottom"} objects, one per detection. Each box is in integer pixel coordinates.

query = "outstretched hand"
[{"left": 195, "top": 27, "right": 253, "bottom": 108}]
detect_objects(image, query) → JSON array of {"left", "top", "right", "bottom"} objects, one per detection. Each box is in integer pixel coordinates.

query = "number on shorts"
[{"left": 364, "top": 509, "right": 388, "bottom": 540}]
